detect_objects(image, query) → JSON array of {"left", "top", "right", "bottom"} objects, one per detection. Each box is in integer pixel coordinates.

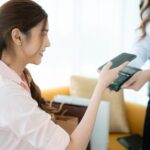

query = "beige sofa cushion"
[{"left": 70, "top": 75, "right": 130, "bottom": 133}]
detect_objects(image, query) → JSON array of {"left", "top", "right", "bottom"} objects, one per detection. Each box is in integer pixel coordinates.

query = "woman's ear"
[{"left": 11, "top": 28, "right": 23, "bottom": 46}]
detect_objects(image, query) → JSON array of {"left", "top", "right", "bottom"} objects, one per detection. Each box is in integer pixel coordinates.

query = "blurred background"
[{"left": 1, "top": 0, "right": 149, "bottom": 104}]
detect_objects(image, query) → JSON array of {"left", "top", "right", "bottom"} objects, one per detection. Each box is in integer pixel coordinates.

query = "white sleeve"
[
  {"left": 0, "top": 84, "right": 70, "bottom": 150},
  {"left": 129, "top": 23, "right": 150, "bottom": 68}
]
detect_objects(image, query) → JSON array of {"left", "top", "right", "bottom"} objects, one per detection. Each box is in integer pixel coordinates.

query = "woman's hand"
[
  {"left": 121, "top": 69, "right": 150, "bottom": 91},
  {"left": 97, "top": 61, "right": 128, "bottom": 91}
]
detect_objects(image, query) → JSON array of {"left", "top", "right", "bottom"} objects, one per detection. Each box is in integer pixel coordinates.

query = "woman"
[
  {"left": 122, "top": 0, "right": 150, "bottom": 149},
  {"left": 0, "top": 0, "right": 127, "bottom": 150}
]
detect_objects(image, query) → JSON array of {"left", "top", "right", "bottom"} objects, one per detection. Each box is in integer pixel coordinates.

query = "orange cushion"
[
  {"left": 125, "top": 102, "right": 146, "bottom": 135},
  {"left": 41, "top": 86, "right": 70, "bottom": 101}
]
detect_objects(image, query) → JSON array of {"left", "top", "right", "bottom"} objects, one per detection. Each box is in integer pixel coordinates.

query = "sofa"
[{"left": 42, "top": 86, "right": 146, "bottom": 150}]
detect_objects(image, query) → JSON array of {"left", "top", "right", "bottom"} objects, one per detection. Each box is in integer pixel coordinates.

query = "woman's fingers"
[
  {"left": 115, "top": 61, "right": 129, "bottom": 72},
  {"left": 122, "top": 81, "right": 141, "bottom": 91},
  {"left": 121, "top": 78, "right": 135, "bottom": 88},
  {"left": 101, "top": 61, "right": 112, "bottom": 71},
  {"left": 121, "top": 71, "right": 141, "bottom": 89},
  {"left": 99, "top": 61, "right": 128, "bottom": 73}
]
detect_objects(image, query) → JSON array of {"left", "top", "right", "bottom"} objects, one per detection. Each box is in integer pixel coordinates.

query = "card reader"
[{"left": 108, "top": 66, "right": 141, "bottom": 91}]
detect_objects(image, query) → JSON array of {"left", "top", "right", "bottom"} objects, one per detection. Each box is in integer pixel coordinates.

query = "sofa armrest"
[
  {"left": 125, "top": 101, "right": 146, "bottom": 135},
  {"left": 41, "top": 86, "right": 70, "bottom": 101}
]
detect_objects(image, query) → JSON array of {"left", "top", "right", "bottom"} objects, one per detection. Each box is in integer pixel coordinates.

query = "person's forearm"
[
  {"left": 145, "top": 69, "right": 150, "bottom": 81},
  {"left": 66, "top": 81, "right": 104, "bottom": 150}
]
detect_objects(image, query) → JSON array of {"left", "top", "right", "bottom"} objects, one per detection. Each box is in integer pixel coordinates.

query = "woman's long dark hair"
[
  {"left": 0, "top": 0, "right": 47, "bottom": 53},
  {"left": 0, "top": 0, "right": 49, "bottom": 111},
  {"left": 24, "top": 69, "right": 55, "bottom": 113},
  {"left": 139, "top": 0, "right": 150, "bottom": 39}
]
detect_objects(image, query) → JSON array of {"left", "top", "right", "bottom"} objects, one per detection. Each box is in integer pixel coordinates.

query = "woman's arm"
[{"left": 66, "top": 62, "right": 128, "bottom": 150}]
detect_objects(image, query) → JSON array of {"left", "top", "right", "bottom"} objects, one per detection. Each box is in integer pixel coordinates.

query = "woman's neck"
[
  {"left": 7, "top": 62, "right": 25, "bottom": 76},
  {"left": 1, "top": 50, "right": 26, "bottom": 76}
]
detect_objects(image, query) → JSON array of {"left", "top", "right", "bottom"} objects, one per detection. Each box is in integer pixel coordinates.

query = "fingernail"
[{"left": 122, "top": 85, "right": 126, "bottom": 88}]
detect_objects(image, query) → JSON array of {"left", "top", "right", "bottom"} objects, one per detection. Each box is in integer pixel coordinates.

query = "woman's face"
[{"left": 22, "top": 20, "right": 50, "bottom": 65}]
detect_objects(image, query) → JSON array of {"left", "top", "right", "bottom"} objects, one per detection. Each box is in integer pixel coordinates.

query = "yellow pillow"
[{"left": 70, "top": 75, "right": 130, "bottom": 133}]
